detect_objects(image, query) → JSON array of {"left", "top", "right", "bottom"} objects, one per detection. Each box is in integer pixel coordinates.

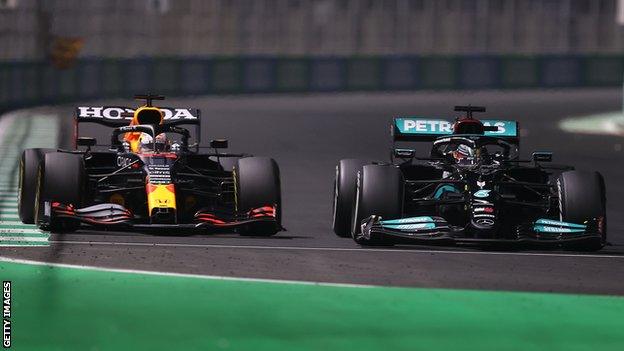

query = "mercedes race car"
[
  {"left": 332, "top": 106, "right": 607, "bottom": 251},
  {"left": 18, "top": 94, "right": 282, "bottom": 235}
]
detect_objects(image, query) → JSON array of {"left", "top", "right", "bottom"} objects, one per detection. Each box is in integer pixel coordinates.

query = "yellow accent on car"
[
  {"left": 133, "top": 106, "right": 163, "bottom": 125},
  {"left": 147, "top": 184, "right": 177, "bottom": 216}
]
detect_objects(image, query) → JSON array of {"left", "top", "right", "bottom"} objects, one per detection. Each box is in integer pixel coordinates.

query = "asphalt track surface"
[{"left": 2, "top": 89, "right": 624, "bottom": 295}]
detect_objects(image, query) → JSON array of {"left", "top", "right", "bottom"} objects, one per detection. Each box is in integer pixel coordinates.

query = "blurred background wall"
[
  {"left": 0, "top": 0, "right": 623, "bottom": 112},
  {"left": 1, "top": 0, "right": 624, "bottom": 61}
]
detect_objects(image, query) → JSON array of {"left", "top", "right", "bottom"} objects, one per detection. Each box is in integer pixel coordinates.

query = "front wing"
[
  {"left": 358, "top": 215, "right": 604, "bottom": 248},
  {"left": 39, "top": 202, "right": 279, "bottom": 232}
]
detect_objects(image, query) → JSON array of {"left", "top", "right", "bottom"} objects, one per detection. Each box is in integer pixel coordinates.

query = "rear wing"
[
  {"left": 75, "top": 106, "right": 200, "bottom": 127},
  {"left": 74, "top": 106, "right": 201, "bottom": 149},
  {"left": 392, "top": 117, "right": 519, "bottom": 143}
]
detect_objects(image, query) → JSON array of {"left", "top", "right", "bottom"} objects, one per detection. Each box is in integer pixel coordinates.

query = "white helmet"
[{"left": 453, "top": 144, "right": 476, "bottom": 166}]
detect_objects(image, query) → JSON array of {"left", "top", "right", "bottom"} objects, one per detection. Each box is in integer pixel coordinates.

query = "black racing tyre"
[
  {"left": 18, "top": 148, "right": 54, "bottom": 224},
  {"left": 332, "top": 159, "right": 368, "bottom": 237},
  {"left": 39, "top": 152, "right": 86, "bottom": 205},
  {"left": 557, "top": 170, "right": 607, "bottom": 251},
  {"left": 351, "top": 164, "right": 404, "bottom": 246},
  {"left": 219, "top": 157, "right": 239, "bottom": 173},
  {"left": 235, "top": 157, "right": 281, "bottom": 236},
  {"left": 36, "top": 152, "right": 86, "bottom": 232}
]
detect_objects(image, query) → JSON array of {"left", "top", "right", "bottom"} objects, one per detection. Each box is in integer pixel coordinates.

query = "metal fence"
[{"left": 1, "top": 54, "right": 622, "bottom": 112}]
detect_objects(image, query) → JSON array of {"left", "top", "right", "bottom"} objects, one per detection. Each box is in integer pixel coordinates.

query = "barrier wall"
[{"left": 0, "top": 55, "right": 622, "bottom": 112}]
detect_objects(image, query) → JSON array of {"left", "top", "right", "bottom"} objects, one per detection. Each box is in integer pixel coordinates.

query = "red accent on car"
[{"left": 141, "top": 153, "right": 178, "bottom": 159}]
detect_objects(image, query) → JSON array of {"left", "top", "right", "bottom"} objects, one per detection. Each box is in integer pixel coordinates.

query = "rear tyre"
[
  {"left": 36, "top": 152, "right": 86, "bottom": 232},
  {"left": 219, "top": 157, "right": 239, "bottom": 173},
  {"left": 557, "top": 170, "right": 607, "bottom": 251},
  {"left": 236, "top": 157, "right": 281, "bottom": 236},
  {"left": 332, "top": 159, "right": 368, "bottom": 237},
  {"left": 19, "top": 148, "right": 54, "bottom": 224},
  {"left": 351, "top": 164, "right": 403, "bottom": 246}
]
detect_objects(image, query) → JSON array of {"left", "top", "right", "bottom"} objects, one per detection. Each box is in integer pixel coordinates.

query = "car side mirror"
[
  {"left": 77, "top": 137, "right": 97, "bottom": 147},
  {"left": 532, "top": 152, "right": 552, "bottom": 162},
  {"left": 210, "top": 139, "right": 228, "bottom": 149}
]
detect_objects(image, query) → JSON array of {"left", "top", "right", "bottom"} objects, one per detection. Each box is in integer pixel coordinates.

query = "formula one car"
[
  {"left": 19, "top": 94, "right": 282, "bottom": 235},
  {"left": 332, "top": 106, "right": 607, "bottom": 251}
]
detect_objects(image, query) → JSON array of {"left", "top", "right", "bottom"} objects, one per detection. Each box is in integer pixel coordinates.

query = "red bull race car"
[
  {"left": 18, "top": 94, "right": 282, "bottom": 235},
  {"left": 332, "top": 106, "right": 607, "bottom": 251}
]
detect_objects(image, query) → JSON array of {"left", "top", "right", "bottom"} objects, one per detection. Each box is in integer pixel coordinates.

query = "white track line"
[
  {"left": 0, "top": 244, "right": 48, "bottom": 247},
  {"left": 0, "top": 214, "right": 19, "bottom": 219},
  {"left": 0, "top": 236, "right": 47, "bottom": 241},
  {"left": 47, "top": 240, "right": 624, "bottom": 259},
  {"left": 0, "top": 256, "right": 373, "bottom": 288}
]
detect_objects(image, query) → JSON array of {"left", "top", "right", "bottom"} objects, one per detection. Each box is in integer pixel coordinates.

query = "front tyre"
[
  {"left": 332, "top": 159, "right": 368, "bottom": 237},
  {"left": 236, "top": 157, "right": 282, "bottom": 236},
  {"left": 351, "top": 164, "right": 404, "bottom": 246},
  {"left": 36, "top": 152, "right": 86, "bottom": 232},
  {"left": 19, "top": 148, "right": 54, "bottom": 224},
  {"left": 557, "top": 170, "right": 607, "bottom": 251}
]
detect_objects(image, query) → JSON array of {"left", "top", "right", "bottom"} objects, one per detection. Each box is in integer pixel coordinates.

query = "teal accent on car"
[
  {"left": 383, "top": 223, "right": 437, "bottom": 231},
  {"left": 535, "top": 219, "right": 586, "bottom": 229},
  {"left": 433, "top": 185, "right": 459, "bottom": 199},
  {"left": 481, "top": 120, "right": 517, "bottom": 137},
  {"left": 381, "top": 216, "right": 437, "bottom": 231},
  {"left": 473, "top": 189, "right": 491, "bottom": 198},
  {"left": 381, "top": 216, "right": 435, "bottom": 225},
  {"left": 394, "top": 118, "right": 518, "bottom": 137},
  {"left": 395, "top": 118, "right": 452, "bottom": 135},
  {"left": 533, "top": 225, "right": 586, "bottom": 234}
]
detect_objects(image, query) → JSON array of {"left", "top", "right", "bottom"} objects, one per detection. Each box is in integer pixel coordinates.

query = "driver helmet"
[
  {"left": 452, "top": 144, "right": 476, "bottom": 165},
  {"left": 138, "top": 133, "right": 171, "bottom": 153}
]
